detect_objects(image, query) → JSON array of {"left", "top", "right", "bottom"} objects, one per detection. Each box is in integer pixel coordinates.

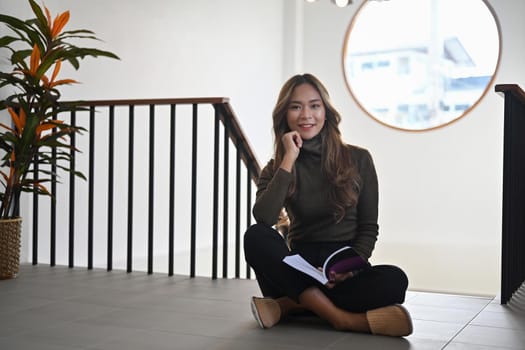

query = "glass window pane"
[{"left": 343, "top": 0, "right": 501, "bottom": 131}]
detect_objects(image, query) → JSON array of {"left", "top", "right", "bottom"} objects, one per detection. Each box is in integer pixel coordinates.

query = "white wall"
[
  {"left": 2, "top": 0, "right": 523, "bottom": 295},
  {"left": 300, "top": 0, "right": 525, "bottom": 296},
  {"left": 1, "top": 0, "right": 283, "bottom": 160}
]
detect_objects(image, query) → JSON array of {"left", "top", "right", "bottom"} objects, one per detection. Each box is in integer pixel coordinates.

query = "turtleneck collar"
[{"left": 300, "top": 132, "right": 323, "bottom": 157}]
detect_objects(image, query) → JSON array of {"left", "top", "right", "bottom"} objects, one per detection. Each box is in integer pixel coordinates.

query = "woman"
[{"left": 244, "top": 73, "right": 413, "bottom": 337}]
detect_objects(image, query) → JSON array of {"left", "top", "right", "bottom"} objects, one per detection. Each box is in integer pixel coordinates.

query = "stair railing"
[{"left": 28, "top": 97, "right": 261, "bottom": 279}]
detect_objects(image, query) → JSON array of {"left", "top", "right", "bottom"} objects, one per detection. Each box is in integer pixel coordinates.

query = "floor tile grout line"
[{"left": 440, "top": 295, "right": 497, "bottom": 349}]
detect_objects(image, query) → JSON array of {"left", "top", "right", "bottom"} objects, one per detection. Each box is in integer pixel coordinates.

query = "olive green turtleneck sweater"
[{"left": 252, "top": 135, "right": 379, "bottom": 259}]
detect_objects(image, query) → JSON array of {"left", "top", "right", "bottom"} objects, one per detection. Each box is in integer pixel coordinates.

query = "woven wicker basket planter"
[{"left": 0, "top": 217, "right": 22, "bottom": 280}]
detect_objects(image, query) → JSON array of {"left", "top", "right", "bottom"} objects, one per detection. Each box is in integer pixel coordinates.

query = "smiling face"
[{"left": 286, "top": 83, "right": 326, "bottom": 140}]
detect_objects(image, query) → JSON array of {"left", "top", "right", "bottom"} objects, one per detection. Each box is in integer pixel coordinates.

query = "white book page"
[{"left": 283, "top": 254, "right": 328, "bottom": 284}]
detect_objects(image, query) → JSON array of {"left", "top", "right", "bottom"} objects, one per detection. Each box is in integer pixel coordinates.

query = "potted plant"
[{"left": 0, "top": 0, "right": 118, "bottom": 278}]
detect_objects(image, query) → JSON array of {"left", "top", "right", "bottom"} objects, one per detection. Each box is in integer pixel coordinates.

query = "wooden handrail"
[
  {"left": 495, "top": 84, "right": 525, "bottom": 105},
  {"left": 66, "top": 96, "right": 261, "bottom": 179},
  {"left": 70, "top": 97, "right": 230, "bottom": 107},
  {"left": 213, "top": 102, "right": 261, "bottom": 179}
]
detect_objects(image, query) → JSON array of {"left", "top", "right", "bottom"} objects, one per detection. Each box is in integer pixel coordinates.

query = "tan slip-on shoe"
[
  {"left": 366, "top": 304, "right": 413, "bottom": 337},
  {"left": 250, "top": 296, "right": 281, "bottom": 329}
]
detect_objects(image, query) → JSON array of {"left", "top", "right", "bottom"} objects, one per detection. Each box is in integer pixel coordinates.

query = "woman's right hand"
[{"left": 280, "top": 131, "right": 302, "bottom": 172}]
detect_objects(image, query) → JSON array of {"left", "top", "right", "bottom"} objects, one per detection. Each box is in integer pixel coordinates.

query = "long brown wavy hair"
[{"left": 272, "top": 73, "right": 361, "bottom": 222}]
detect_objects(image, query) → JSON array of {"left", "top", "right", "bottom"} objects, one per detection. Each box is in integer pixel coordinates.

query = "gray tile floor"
[{"left": 1, "top": 264, "right": 524, "bottom": 350}]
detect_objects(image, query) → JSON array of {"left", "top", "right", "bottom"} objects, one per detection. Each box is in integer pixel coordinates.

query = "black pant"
[{"left": 244, "top": 223, "right": 409, "bottom": 313}]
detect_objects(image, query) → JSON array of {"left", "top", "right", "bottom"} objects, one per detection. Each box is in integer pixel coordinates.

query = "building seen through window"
[{"left": 343, "top": 0, "right": 500, "bottom": 131}]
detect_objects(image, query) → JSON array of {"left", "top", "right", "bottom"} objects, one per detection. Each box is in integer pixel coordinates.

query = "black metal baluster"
[
  {"left": 68, "top": 110, "right": 76, "bottom": 268},
  {"left": 222, "top": 121, "right": 229, "bottom": 278},
  {"left": 246, "top": 166, "right": 252, "bottom": 279},
  {"left": 107, "top": 106, "right": 115, "bottom": 271},
  {"left": 168, "top": 104, "right": 176, "bottom": 276},
  {"left": 190, "top": 104, "right": 198, "bottom": 277},
  {"left": 50, "top": 112, "right": 57, "bottom": 266},
  {"left": 212, "top": 109, "right": 220, "bottom": 279},
  {"left": 235, "top": 146, "right": 241, "bottom": 278},
  {"left": 88, "top": 106, "right": 95, "bottom": 269},
  {"left": 148, "top": 104, "right": 155, "bottom": 275},
  {"left": 127, "top": 105, "right": 134, "bottom": 273},
  {"left": 32, "top": 154, "right": 38, "bottom": 265}
]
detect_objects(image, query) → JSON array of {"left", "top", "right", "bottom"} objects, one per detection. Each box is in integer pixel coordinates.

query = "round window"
[{"left": 342, "top": 0, "right": 501, "bottom": 131}]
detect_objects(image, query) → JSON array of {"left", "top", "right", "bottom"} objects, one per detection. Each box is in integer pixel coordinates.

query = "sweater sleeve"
[
  {"left": 252, "top": 159, "right": 293, "bottom": 226},
  {"left": 351, "top": 149, "right": 379, "bottom": 260}
]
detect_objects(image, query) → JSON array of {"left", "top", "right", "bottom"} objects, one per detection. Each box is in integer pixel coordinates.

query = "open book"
[{"left": 282, "top": 246, "right": 369, "bottom": 285}]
